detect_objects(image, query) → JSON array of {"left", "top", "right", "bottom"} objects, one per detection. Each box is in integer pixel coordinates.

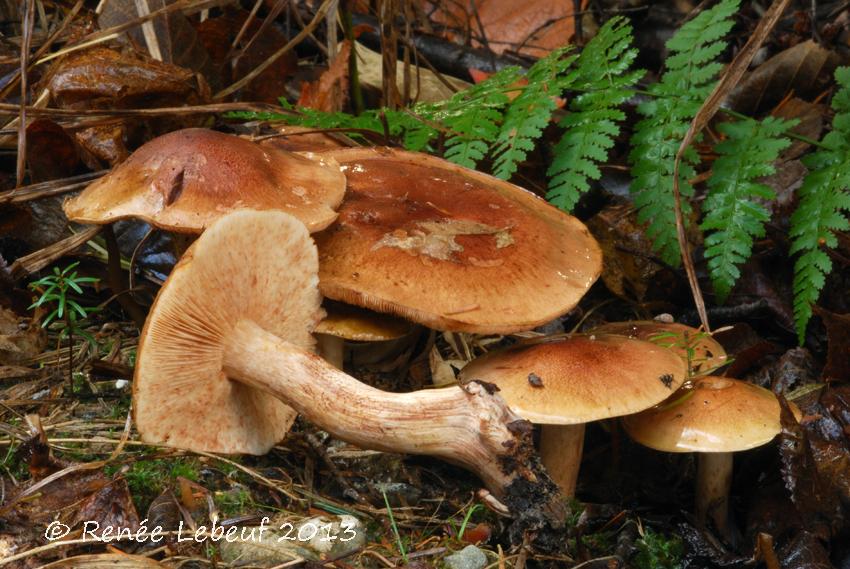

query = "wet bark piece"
[{"left": 46, "top": 47, "right": 201, "bottom": 109}]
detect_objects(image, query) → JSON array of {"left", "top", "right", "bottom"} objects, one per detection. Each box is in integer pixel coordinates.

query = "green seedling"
[{"left": 28, "top": 262, "right": 100, "bottom": 391}]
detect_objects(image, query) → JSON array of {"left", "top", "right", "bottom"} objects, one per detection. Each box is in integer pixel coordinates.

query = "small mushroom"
[
  {"left": 458, "top": 334, "right": 687, "bottom": 496},
  {"left": 134, "top": 209, "right": 563, "bottom": 516},
  {"left": 591, "top": 321, "right": 727, "bottom": 376},
  {"left": 622, "top": 377, "right": 800, "bottom": 539},
  {"left": 314, "top": 301, "right": 413, "bottom": 368},
  {"left": 62, "top": 129, "right": 346, "bottom": 327},
  {"left": 314, "top": 147, "right": 602, "bottom": 333}
]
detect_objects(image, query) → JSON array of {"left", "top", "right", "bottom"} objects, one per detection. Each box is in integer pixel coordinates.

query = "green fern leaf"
[
  {"left": 547, "top": 16, "right": 643, "bottom": 211},
  {"left": 628, "top": 0, "right": 739, "bottom": 266},
  {"left": 491, "top": 47, "right": 578, "bottom": 180},
  {"left": 701, "top": 116, "right": 795, "bottom": 302},
  {"left": 790, "top": 67, "right": 850, "bottom": 341}
]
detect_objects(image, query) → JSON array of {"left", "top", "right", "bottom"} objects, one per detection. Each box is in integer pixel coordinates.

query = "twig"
[
  {"left": 16, "top": 0, "right": 36, "bottom": 188},
  {"left": 671, "top": 0, "right": 792, "bottom": 333},
  {"left": 0, "top": 171, "right": 104, "bottom": 205}
]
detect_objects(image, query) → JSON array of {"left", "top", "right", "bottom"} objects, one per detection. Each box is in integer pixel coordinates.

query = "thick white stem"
[
  {"left": 539, "top": 424, "right": 585, "bottom": 497},
  {"left": 696, "top": 452, "right": 732, "bottom": 536},
  {"left": 223, "top": 320, "right": 555, "bottom": 499}
]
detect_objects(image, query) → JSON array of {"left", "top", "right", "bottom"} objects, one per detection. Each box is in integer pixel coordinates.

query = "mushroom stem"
[
  {"left": 316, "top": 334, "right": 345, "bottom": 369},
  {"left": 696, "top": 452, "right": 733, "bottom": 536},
  {"left": 103, "top": 225, "right": 147, "bottom": 328},
  {"left": 538, "top": 424, "right": 585, "bottom": 497},
  {"left": 223, "top": 319, "right": 562, "bottom": 507}
]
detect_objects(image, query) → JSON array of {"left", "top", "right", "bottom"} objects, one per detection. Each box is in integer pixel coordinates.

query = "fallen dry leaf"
[
  {"left": 299, "top": 41, "right": 352, "bottom": 112},
  {"left": 195, "top": 9, "right": 298, "bottom": 103},
  {"left": 727, "top": 40, "right": 841, "bottom": 115},
  {"left": 813, "top": 307, "right": 850, "bottom": 383},
  {"left": 0, "top": 306, "right": 45, "bottom": 365},
  {"left": 420, "top": 0, "right": 580, "bottom": 58}
]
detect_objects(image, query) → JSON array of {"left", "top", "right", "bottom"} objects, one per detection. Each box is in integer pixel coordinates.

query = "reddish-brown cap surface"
[
  {"left": 458, "top": 334, "right": 687, "bottom": 424},
  {"left": 64, "top": 128, "right": 346, "bottom": 233},
  {"left": 591, "top": 321, "right": 727, "bottom": 376},
  {"left": 314, "top": 147, "right": 602, "bottom": 333},
  {"left": 133, "top": 209, "right": 324, "bottom": 454},
  {"left": 623, "top": 377, "right": 799, "bottom": 452}
]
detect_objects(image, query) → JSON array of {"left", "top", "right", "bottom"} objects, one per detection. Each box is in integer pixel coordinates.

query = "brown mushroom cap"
[
  {"left": 314, "top": 147, "right": 602, "bottom": 333},
  {"left": 622, "top": 377, "right": 798, "bottom": 453},
  {"left": 315, "top": 301, "right": 413, "bottom": 341},
  {"left": 458, "top": 334, "right": 687, "bottom": 424},
  {"left": 64, "top": 128, "right": 346, "bottom": 233},
  {"left": 133, "top": 209, "right": 324, "bottom": 454},
  {"left": 591, "top": 321, "right": 727, "bottom": 375}
]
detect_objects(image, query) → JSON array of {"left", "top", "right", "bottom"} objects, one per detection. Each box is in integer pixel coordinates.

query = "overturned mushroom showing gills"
[
  {"left": 64, "top": 128, "right": 346, "bottom": 234},
  {"left": 134, "top": 210, "right": 564, "bottom": 530},
  {"left": 314, "top": 147, "right": 602, "bottom": 333},
  {"left": 459, "top": 334, "right": 687, "bottom": 496},
  {"left": 592, "top": 321, "right": 727, "bottom": 376},
  {"left": 622, "top": 377, "right": 799, "bottom": 539}
]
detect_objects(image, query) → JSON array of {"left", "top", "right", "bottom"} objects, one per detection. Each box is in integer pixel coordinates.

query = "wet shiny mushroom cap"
[
  {"left": 133, "top": 210, "right": 324, "bottom": 454},
  {"left": 64, "top": 128, "right": 346, "bottom": 233},
  {"left": 314, "top": 147, "right": 603, "bottom": 333},
  {"left": 591, "top": 321, "right": 727, "bottom": 376},
  {"left": 622, "top": 377, "right": 799, "bottom": 453},
  {"left": 458, "top": 334, "right": 687, "bottom": 424},
  {"left": 315, "top": 301, "right": 413, "bottom": 342}
]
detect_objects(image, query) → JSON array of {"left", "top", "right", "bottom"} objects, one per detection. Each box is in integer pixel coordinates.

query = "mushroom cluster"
[{"left": 64, "top": 127, "right": 796, "bottom": 540}]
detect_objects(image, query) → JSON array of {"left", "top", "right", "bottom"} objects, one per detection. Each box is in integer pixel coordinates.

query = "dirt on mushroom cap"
[
  {"left": 63, "top": 128, "right": 346, "bottom": 233},
  {"left": 314, "top": 147, "right": 603, "bottom": 333}
]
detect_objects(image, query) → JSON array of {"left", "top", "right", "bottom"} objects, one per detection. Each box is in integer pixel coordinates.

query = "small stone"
[{"left": 444, "top": 545, "right": 488, "bottom": 569}]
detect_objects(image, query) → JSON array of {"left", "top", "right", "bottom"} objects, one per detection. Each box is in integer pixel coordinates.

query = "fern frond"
[
  {"left": 547, "top": 17, "right": 643, "bottom": 211},
  {"left": 701, "top": 116, "right": 795, "bottom": 302},
  {"left": 491, "top": 47, "right": 578, "bottom": 180},
  {"left": 628, "top": 0, "right": 739, "bottom": 266},
  {"left": 790, "top": 67, "right": 850, "bottom": 341}
]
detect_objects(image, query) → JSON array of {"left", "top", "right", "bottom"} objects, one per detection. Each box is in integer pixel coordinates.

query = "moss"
[{"left": 634, "top": 527, "right": 684, "bottom": 569}]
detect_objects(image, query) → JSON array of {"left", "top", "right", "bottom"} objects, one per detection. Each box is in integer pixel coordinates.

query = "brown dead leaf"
[
  {"left": 194, "top": 9, "right": 298, "bottom": 104},
  {"left": 98, "top": 0, "right": 219, "bottom": 89},
  {"left": 813, "top": 307, "right": 850, "bottom": 383},
  {"left": 74, "top": 476, "right": 141, "bottom": 534},
  {"left": 778, "top": 531, "right": 834, "bottom": 569},
  {"left": 44, "top": 47, "right": 209, "bottom": 165},
  {"left": 74, "top": 123, "right": 131, "bottom": 166},
  {"left": 45, "top": 47, "right": 201, "bottom": 109},
  {"left": 773, "top": 98, "right": 825, "bottom": 161},
  {"left": 26, "top": 120, "right": 81, "bottom": 183},
  {"left": 299, "top": 41, "right": 352, "bottom": 112},
  {"left": 0, "top": 306, "right": 45, "bottom": 365},
  {"left": 585, "top": 203, "right": 676, "bottom": 302},
  {"left": 728, "top": 40, "right": 841, "bottom": 115},
  {"left": 8, "top": 468, "right": 110, "bottom": 525},
  {"left": 777, "top": 396, "right": 843, "bottom": 540},
  {"left": 420, "top": 0, "right": 579, "bottom": 58}
]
